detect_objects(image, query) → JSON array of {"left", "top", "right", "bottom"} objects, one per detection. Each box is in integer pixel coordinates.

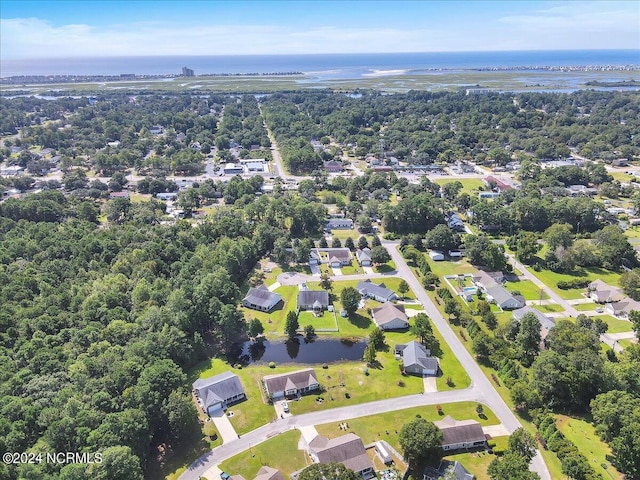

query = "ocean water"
[{"left": 2, "top": 50, "right": 639, "bottom": 78}]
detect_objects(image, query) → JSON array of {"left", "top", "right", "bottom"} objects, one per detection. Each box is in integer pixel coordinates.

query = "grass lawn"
[
  {"left": 445, "top": 436, "right": 509, "bottom": 480},
  {"left": 556, "top": 415, "right": 623, "bottom": 480},
  {"left": 374, "top": 259, "right": 397, "bottom": 273},
  {"left": 298, "top": 310, "right": 338, "bottom": 331},
  {"left": 427, "top": 256, "right": 477, "bottom": 277},
  {"left": 574, "top": 302, "right": 598, "bottom": 312},
  {"left": 219, "top": 430, "right": 306, "bottom": 479},
  {"left": 619, "top": 338, "right": 638, "bottom": 349},
  {"left": 505, "top": 279, "right": 548, "bottom": 301},
  {"left": 529, "top": 266, "right": 621, "bottom": 300},
  {"left": 433, "top": 178, "right": 486, "bottom": 195},
  {"left": 315, "top": 401, "right": 499, "bottom": 457},
  {"left": 532, "top": 303, "right": 565, "bottom": 313},
  {"left": 241, "top": 285, "right": 298, "bottom": 338},
  {"left": 593, "top": 315, "right": 635, "bottom": 334}
]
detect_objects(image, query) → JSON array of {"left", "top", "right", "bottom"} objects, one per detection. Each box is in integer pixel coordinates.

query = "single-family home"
[
  {"left": 324, "top": 160, "right": 343, "bottom": 173},
  {"left": 254, "top": 466, "right": 285, "bottom": 480},
  {"left": 242, "top": 285, "right": 282, "bottom": 312},
  {"left": 326, "top": 218, "right": 354, "bottom": 230},
  {"left": 447, "top": 213, "right": 466, "bottom": 232},
  {"left": 424, "top": 461, "right": 474, "bottom": 480},
  {"left": 0, "top": 165, "right": 25, "bottom": 176},
  {"left": 192, "top": 372, "right": 246, "bottom": 415},
  {"left": 356, "top": 248, "right": 372, "bottom": 267},
  {"left": 429, "top": 250, "right": 445, "bottom": 261},
  {"left": 605, "top": 298, "right": 640, "bottom": 318},
  {"left": 312, "top": 248, "right": 352, "bottom": 267},
  {"left": 484, "top": 284, "right": 524, "bottom": 310},
  {"left": 308, "top": 433, "right": 375, "bottom": 479},
  {"left": 263, "top": 368, "right": 319, "bottom": 399},
  {"left": 357, "top": 280, "right": 397, "bottom": 302},
  {"left": 297, "top": 289, "right": 330, "bottom": 312},
  {"left": 512, "top": 306, "right": 556, "bottom": 341},
  {"left": 372, "top": 302, "right": 409, "bottom": 330},
  {"left": 471, "top": 271, "right": 505, "bottom": 287},
  {"left": 434, "top": 416, "right": 487, "bottom": 452},
  {"left": 588, "top": 280, "right": 625, "bottom": 304},
  {"left": 149, "top": 125, "right": 164, "bottom": 135},
  {"left": 395, "top": 341, "right": 439, "bottom": 376}
]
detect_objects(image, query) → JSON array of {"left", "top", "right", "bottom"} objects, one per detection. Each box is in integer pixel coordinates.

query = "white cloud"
[{"left": 2, "top": 3, "right": 638, "bottom": 60}]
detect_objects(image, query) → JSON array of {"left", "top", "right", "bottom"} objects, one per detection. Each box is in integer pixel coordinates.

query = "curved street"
[{"left": 180, "top": 242, "right": 551, "bottom": 480}]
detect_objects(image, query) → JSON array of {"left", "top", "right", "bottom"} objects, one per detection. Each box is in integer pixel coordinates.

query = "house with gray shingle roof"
[
  {"left": 395, "top": 340, "right": 439, "bottom": 376},
  {"left": 588, "top": 279, "right": 625, "bottom": 304},
  {"left": 356, "top": 248, "right": 372, "bottom": 266},
  {"left": 254, "top": 466, "right": 285, "bottom": 480},
  {"left": 484, "top": 284, "right": 524, "bottom": 310},
  {"left": 512, "top": 306, "right": 556, "bottom": 340},
  {"left": 192, "top": 372, "right": 246, "bottom": 416},
  {"left": 424, "top": 460, "right": 474, "bottom": 480},
  {"left": 372, "top": 302, "right": 409, "bottom": 330},
  {"left": 357, "top": 280, "right": 397, "bottom": 302},
  {"left": 242, "top": 285, "right": 282, "bottom": 312},
  {"left": 434, "top": 416, "right": 487, "bottom": 451},
  {"left": 308, "top": 433, "right": 375, "bottom": 479},
  {"left": 263, "top": 368, "right": 319, "bottom": 399},
  {"left": 297, "top": 287, "right": 330, "bottom": 312}
]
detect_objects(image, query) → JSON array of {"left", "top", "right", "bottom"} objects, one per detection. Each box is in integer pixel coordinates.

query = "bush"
[
  {"left": 268, "top": 361, "right": 276, "bottom": 368},
  {"left": 557, "top": 279, "right": 590, "bottom": 290}
]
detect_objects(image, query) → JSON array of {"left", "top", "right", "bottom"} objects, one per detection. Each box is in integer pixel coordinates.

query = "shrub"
[
  {"left": 557, "top": 279, "right": 590, "bottom": 290},
  {"left": 268, "top": 361, "right": 276, "bottom": 368}
]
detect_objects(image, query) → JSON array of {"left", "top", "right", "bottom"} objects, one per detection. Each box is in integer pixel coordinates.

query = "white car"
[{"left": 282, "top": 401, "right": 289, "bottom": 413}]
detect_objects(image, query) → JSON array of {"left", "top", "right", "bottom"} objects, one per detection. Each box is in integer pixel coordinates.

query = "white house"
[{"left": 263, "top": 369, "right": 319, "bottom": 399}]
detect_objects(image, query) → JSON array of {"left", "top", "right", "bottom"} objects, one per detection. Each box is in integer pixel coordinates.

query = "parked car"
[
  {"left": 220, "top": 473, "right": 230, "bottom": 480},
  {"left": 282, "top": 401, "right": 289, "bottom": 413}
]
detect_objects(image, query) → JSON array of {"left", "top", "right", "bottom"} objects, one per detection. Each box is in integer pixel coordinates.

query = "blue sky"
[{"left": 1, "top": 1, "right": 638, "bottom": 59}]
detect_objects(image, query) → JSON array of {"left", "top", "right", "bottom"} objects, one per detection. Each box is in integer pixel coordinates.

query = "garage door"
[{"left": 207, "top": 403, "right": 223, "bottom": 416}]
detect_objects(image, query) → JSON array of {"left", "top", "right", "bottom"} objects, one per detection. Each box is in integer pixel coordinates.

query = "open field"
[
  {"left": 298, "top": 310, "right": 337, "bottom": 331},
  {"left": 556, "top": 415, "right": 623, "bottom": 480},
  {"left": 529, "top": 266, "right": 621, "bottom": 300},
  {"left": 532, "top": 303, "right": 565, "bottom": 313},
  {"left": 433, "top": 178, "right": 486, "bottom": 195},
  {"left": 505, "top": 278, "right": 548, "bottom": 301},
  {"left": 592, "top": 315, "right": 635, "bottom": 334}
]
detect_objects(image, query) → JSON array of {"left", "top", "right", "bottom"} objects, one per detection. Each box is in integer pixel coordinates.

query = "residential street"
[
  {"left": 180, "top": 242, "right": 551, "bottom": 480},
  {"left": 384, "top": 242, "right": 551, "bottom": 480}
]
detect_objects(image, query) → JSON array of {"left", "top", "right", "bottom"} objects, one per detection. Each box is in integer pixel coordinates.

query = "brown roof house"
[
  {"left": 254, "top": 466, "right": 285, "bottom": 480},
  {"left": 308, "top": 433, "right": 375, "bottom": 479},
  {"left": 588, "top": 280, "right": 625, "bottom": 304},
  {"left": 372, "top": 302, "right": 409, "bottom": 330},
  {"left": 263, "top": 368, "right": 319, "bottom": 400},
  {"left": 434, "top": 416, "right": 487, "bottom": 452}
]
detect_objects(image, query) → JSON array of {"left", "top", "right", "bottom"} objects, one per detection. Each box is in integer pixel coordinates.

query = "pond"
[{"left": 228, "top": 337, "right": 367, "bottom": 365}]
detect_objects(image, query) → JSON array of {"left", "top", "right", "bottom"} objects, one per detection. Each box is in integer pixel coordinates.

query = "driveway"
[
  {"left": 273, "top": 399, "right": 293, "bottom": 419},
  {"left": 277, "top": 272, "right": 312, "bottom": 285},
  {"left": 309, "top": 264, "right": 321, "bottom": 276},
  {"left": 210, "top": 410, "right": 238, "bottom": 444},
  {"left": 331, "top": 267, "right": 343, "bottom": 276},
  {"left": 483, "top": 424, "right": 510, "bottom": 438},
  {"left": 423, "top": 377, "right": 438, "bottom": 393}
]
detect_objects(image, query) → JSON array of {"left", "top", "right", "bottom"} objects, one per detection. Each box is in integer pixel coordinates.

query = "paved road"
[
  {"left": 385, "top": 243, "right": 551, "bottom": 480},
  {"left": 180, "top": 388, "right": 481, "bottom": 480},
  {"left": 180, "top": 244, "right": 551, "bottom": 480},
  {"left": 507, "top": 254, "right": 637, "bottom": 353}
]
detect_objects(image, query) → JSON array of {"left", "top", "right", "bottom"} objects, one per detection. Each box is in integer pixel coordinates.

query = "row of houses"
[{"left": 588, "top": 279, "right": 640, "bottom": 317}]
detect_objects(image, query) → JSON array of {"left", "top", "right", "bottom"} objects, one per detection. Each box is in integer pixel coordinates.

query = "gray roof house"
[
  {"left": 308, "top": 433, "right": 375, "bottom": 479},
  {"left": 254, "top": 466, "right": 285, "bottom": 480},
  {"left": 588, "top": 280, "right": 625, "bottom": 304},
  {"left": 395, "top": 341, "right": 439, "bottom": 376},
  {"left": 484, "top": 284, "right": 524, "bottom": 310},
  {"left": 512, "top": 306, "right": 556, "bottom": 339},
  {"left": 326, "top": 218, "right": 354, "bottom": 230},
  {"left": 372, "top": 302, "right": 409, "bottom": 330},
  {"left": 424, "top": 461, "right": 474, "bottom": 480},
  {"left": 242, "top": 285, "right": 282, "bottom": 312},
  {"left": 263, "top": 368, "right": 319, "bottom": 399},
  {"left": 297, "top": 289, "right": 330, "bottom": 312},
  {"left": 357, "top": 280, "right": 397, "bottom": 302},
  {"left": 356, "top": 248, "right": 372, "bottom": 267},
  {"left": 605, "top": 298, "right": 640, "bottom": 318},
  {"left": 434, "top": 416, "right": 487, "bottom": 451},
  {"left": 310, "top": 248, "right": 352, "bottom": 267},
  {"left": 192, "top": 372, "right": 246, "bottom": 415}
]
